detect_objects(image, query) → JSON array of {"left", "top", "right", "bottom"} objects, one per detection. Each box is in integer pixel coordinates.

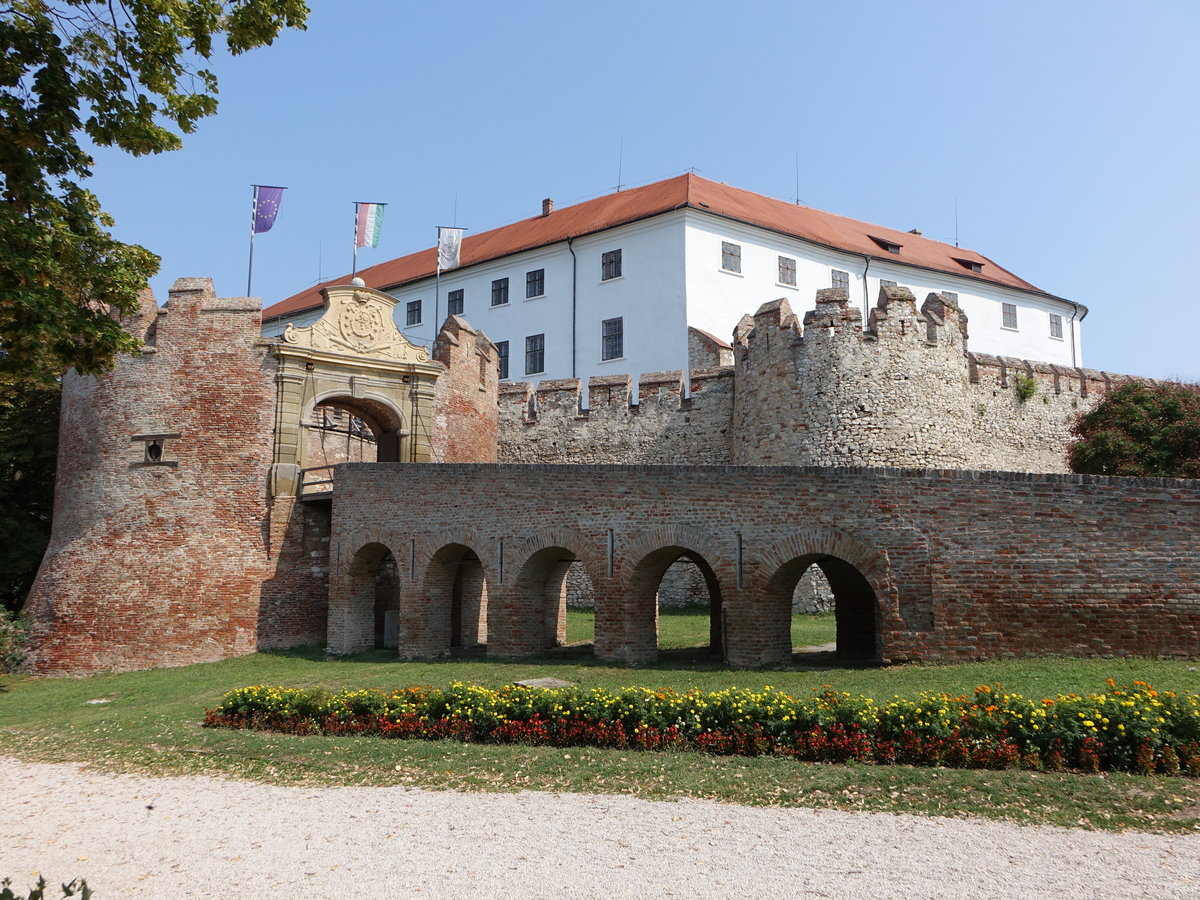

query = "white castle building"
[{"left": 263, "top": 173, "right": 1086, "bottom": 386}]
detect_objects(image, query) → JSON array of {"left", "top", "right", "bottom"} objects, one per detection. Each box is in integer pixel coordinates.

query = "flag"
[
  {"left": 355, "top": 202, "right": 386, "bottom": 248},
  {"left": 437, "top": 227, "right": 465, "bottom": 271},
  {"left": 253, "top": 185, "right": 285, "bottom": 234}
]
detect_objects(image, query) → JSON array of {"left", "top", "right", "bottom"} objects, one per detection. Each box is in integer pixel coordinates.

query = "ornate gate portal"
[{"left": 269, "top": 284, "right": 443, "bottom": 497}]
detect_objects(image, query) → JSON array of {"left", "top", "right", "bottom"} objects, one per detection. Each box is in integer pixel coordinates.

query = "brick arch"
[
  {"left": 334, "top": 528, "right": 403, "bottom": 577},
  {"left": 611, "top": 524, "right": 732, "bottom": 665},
  {"left": 618, "top": 524, "right": 733, "bottom": 577},
  {"left": 407, "top": 529, "right": 498, "bottom": 583},
  {"left": 504, "top": 526, "right": 607, "bottom": 590},
  {"left": 751, "top": 527, "right": 898, "bottom": 663},
  {"left": 400, "top": 531, "right": 495, "bottom": 658},
  {"left": 327, "top": 538, "right": 399, "bottom": 656}
]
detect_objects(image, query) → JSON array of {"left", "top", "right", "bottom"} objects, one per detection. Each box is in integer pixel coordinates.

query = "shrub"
[
  {"left": 0, "top": 877, "right": 91, "bottom": 899},
  {"left": 0, "top": 608, "right": 31, "bottom": 673},
  {"left": 1069, "top": 380, "right": 1200, "bottom": 478},
  {"left": 1013, "top": 373, "right": 1038, "bottom": 402}
]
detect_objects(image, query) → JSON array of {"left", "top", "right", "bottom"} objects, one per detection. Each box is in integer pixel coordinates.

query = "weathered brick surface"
[
  {"left": 328, "top": 463, "right": 1200, "bottom": 666},
  {"left": 430, "top": 315, "right": 499, "bottom": 463},
  {"left": 24, "top": 279, "right": 278, "bottom": 673}
]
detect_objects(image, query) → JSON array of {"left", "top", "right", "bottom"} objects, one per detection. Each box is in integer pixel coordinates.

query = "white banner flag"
[{"left": 437, "top": 227, "right": 464, "bottom": 271}]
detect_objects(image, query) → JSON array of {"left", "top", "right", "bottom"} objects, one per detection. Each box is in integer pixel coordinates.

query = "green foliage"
[
  {"left": 1013, "top": 373, "right": 1037, "bottom": 402},
  {"left": 0, "top": 876, "right": 91, "bottom": 900},
  {"left": 0, "top": 380, "right": 59, "bottom": 610},
  {"left": 0, "top": 608, "right": 32, "bottom": 672},
  {"left": 1069, "top": 380, "right": 1200, "bottom": 478},
  {"left": 1, "top": 1, "right": 309, "bottom": 383}
]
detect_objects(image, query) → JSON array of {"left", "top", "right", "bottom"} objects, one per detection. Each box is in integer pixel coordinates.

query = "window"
[
  {"left": 525, "top": 333, "right": 544, "bottom": 375},
  {"left": 601, "top": 317, "right": 623, "bottom": 360},
  {"left": 941, "top": 291, "right": 959, "bottom": 304},
  {"left": 1002, "top": 302, "right": 1018, "bottom": 329},
  {"left": 405, "top": 299, "right": 421, "bottom": 327},
  {"left": 496, "top": 341, "right": 509, "bottom": 380},
  {"left": 491, "top": 277, "right": 509, "bottom": 306},
  {"left": 601, "top": 249, "right": 622, "bottom": 280},
  {"left": 880, "top": 279, "right": 897, "bottom": 289},
  {"left": 1049, "top": 313, "right": 1064, "bottom": 339},
  {"left": 721, "top": 241, "right": 741, "bottom": 273},
  {"left": 447, "top": 289, "right": 464, "bottom": 317},
  {"left": 870, "top": 235, "right": 902, "bottom": 254},
  {"left": 954, "top": 257, "right": 984, "bottom": 274},
  {"left": 778, "top": 256, "right": 797, "bottom": 286},
  {"left": 831, "top": 269, "right": 849, "bottom": 291},
  {"left": 526, "top": 268, "right": 545, "bottom": 298}
]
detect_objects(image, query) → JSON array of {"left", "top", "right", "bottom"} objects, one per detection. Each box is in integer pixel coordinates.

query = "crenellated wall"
[
  {"left": 498, "top": 286, "right": 1150, "bottom": 474},
  {"left": 498, "top": 367, "right": 735, "bottom": 465}
]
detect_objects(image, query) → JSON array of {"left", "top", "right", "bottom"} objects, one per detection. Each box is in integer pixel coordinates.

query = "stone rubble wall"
[{"left": 498, "top": 287, "right": 1153, "bottom": 474}]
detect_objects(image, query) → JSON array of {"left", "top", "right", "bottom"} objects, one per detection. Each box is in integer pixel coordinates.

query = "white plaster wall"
[{"left": 681, "top": 211, "right": 1082, "bottom": 367}]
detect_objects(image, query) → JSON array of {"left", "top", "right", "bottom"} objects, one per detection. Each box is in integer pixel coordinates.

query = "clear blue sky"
[{"left": 88, "top": 0, "right": 1199, "bottom": 381}]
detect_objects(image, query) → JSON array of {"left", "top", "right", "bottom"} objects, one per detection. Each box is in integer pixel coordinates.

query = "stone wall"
[
  {"left": 328, "top": 463, "right": 1200, "bottom": 666},
  {"left": 498, "top": 368, "right": 735, "bottom": 465},
  {"left": 430, "top": 315, "right": 500, "bottom": 463},
  {"left": 497, "top": 287, "right": 1147, "bottom": 474}
]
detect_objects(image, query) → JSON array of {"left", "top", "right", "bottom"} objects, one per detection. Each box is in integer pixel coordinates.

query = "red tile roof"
[{"left": 263, "top": 173, "right": 1059, "bottom": 321}]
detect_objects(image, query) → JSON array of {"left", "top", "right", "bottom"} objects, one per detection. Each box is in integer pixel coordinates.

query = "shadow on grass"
[{"left": 258, "top": 642, "right": 884, "bottom": 675}]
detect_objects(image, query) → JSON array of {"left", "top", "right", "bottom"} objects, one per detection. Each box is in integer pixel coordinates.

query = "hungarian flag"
[
  {"left": 253, "top": 185, "right": 285, "bottom": 234},
  {"left": 356, "top": 203, "right": 385, "bottom": 248}
]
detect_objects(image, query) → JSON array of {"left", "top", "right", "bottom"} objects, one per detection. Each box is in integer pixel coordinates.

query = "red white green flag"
[{"left": 355, "top": 202, "right": 385, "bottom": 248}]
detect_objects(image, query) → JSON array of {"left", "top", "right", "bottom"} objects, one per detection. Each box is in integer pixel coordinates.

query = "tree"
[
  {"left": 0, "top": 378, "right": 58, "bottom": 611},
  {"left": 1068, "top": 380, "right": 1200, "bottom": 479},
  {"left": 1, "top": 0, "right": 309, "bottom": 384}
]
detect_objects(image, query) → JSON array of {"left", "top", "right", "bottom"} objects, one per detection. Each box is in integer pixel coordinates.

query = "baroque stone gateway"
[{"left": 24, "top": 278, "right": 1200, "bottom": 673}]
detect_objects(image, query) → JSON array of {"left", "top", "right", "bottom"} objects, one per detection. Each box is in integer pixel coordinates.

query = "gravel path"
[{"left": 2, "top": 757, "right": 1198, "bottom": 899}]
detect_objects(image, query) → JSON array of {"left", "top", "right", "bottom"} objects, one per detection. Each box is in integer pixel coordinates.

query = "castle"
[{"left": 24, "top": 277, "right": 1200, "bottom": 673}]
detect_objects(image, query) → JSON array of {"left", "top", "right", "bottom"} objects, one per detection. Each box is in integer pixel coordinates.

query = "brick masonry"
[{"left": 328, "top": 463, "right": 1200, "bottom": 666}]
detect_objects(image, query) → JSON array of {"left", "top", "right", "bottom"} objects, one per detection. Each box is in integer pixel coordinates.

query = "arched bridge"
[{"left": 326, "top": 463, "right": 1200, "bottom": 666}]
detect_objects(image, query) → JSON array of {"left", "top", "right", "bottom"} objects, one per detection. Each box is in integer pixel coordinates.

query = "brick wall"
[
  {"left": 24, "top": 279, "right": 278, "bottom": 673},
  {"left": 430, "top": 315, "right": 499, "bottom": 463},
  {"left": 328, "top": 463, "right": 1200, "bottom": 666}
]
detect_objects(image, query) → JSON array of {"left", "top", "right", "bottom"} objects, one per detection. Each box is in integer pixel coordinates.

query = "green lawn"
[
  {"left": 5, "top": 645, "right": 1200, "bottom": 832},
  {"left": 565, "top": 607, "right": 836, "bottom": 650}
]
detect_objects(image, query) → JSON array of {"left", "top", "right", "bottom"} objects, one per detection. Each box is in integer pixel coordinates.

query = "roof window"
[
  {"left": 869, "top": 235, "right": 902, "bottom": 254},
  {"left": 954, "top": 257, "right": 984, "bottom": 274}
]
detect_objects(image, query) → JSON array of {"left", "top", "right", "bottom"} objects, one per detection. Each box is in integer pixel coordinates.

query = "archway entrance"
[
  {"left": 511, "top": 548, "right": 597, "bottom": 654},
  {"left": 628, "top": 547, "right": 723, "bottom": 661},
  {"left": 270, "top": 283, "right": 443, "bottom": 498},
  {"left": 768, "top": 555, "right": 880, "bottom": 661},
  {"left": 423, "top": 543, "right": 489, "bottom": 654},
  {"left": 329, "top": 542, "right": 397, "bottom": 655}
]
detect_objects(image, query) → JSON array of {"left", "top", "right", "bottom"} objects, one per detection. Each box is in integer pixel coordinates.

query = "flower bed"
[{"left": 203, "top": 680, "right": 1200, "bottom": 775}]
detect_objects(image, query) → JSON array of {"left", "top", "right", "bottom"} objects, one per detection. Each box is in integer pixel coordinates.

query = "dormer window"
[
  {"left": 869, "top": 235, "right": 902, "bottom": 254},
  {"left": 954, "top": 257, "right": 984, "bottom": 274}
]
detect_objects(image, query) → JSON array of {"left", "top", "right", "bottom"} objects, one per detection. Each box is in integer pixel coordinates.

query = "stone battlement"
[{"left": 499, "top": 286, "right": 1147, "bottom": 473}]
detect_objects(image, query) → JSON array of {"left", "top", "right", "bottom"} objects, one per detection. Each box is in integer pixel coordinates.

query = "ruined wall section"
[
  {"left": 497, "top": 367, "right": 734, "bottom": 465},
  {"left": 430, "top": 315, "right": 500, "bottom": 463},
  {"left": 25, "top": 278, "right": 278, "bottom": 673}
]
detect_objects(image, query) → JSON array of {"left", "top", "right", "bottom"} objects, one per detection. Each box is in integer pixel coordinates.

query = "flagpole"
[
  {"left": 351, "top": 202, "right": 359, "bottom": 279},
  {"left": 247, "top": 185, "right": 258, "bottom": 296}
]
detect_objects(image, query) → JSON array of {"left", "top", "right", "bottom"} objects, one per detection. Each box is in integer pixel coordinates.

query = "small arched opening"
[
  {"left": 512, "top": 547, "right": 597, "bottom": 654},
  {"left": 332, "top": 541, "right": 397, "bottom": 655},
  {"left": 767, "top": 555, "right": 880, "bottom": 662},
  {"left": 628, "top": 547, "right": 723, "bottom": 661},
  {"left": 423, "top": 543, "right": 489, "bottom": 654}
]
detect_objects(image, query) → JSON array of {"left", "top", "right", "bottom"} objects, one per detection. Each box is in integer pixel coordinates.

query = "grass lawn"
[
  {"left": 565, "top": 607, "right": 836, "bottom": 650},
  {"left": 5, "top": 628, "right": 1200, "bottom": 832}
]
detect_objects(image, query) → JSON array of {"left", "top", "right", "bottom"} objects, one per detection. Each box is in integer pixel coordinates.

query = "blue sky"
[{"left": 88, "top": 0, "right": 1199, "bottom": 381}]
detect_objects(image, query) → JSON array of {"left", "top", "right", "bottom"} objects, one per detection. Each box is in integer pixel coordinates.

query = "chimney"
[
  {"left": 541, "top": 197, "right": 553, "bottom": 217},
  {"left": 907, "top": 227, "right": 922, "bottom": 236}
]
